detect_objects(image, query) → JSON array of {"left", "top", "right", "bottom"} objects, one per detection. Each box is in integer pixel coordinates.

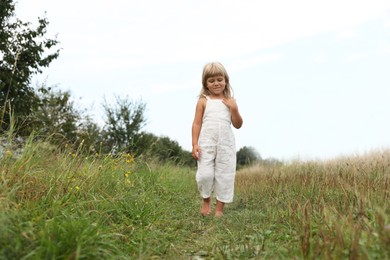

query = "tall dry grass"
[{"left": 235, "top": 149, "right": 390, "bottom": 259}]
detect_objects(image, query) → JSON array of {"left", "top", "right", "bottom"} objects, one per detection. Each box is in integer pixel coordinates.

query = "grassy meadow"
[{"left": 1, "top": 137, "right": 390, "bottom": 259}]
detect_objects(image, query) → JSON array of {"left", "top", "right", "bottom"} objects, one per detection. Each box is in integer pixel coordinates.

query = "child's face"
[{"left": 206, "top": 75, "right": 226, "bottom": 97}]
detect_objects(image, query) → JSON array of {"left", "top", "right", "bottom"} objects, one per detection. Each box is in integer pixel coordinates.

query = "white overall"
[{"left": 196, "top": 96, "right": 236, "bottom": 203}]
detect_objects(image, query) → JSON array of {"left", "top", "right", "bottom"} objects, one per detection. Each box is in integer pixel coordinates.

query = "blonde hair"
[{"left": 200, "top": 62, "right": 233, "bottom": 98}]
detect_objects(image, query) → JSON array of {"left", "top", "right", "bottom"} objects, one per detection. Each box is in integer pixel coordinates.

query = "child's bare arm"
[
  {"left": 192, "top": 97, "right": 206, "bottom": 160},
  {"left": 222, "top": 98, "right": 243, "bottom": 129}
]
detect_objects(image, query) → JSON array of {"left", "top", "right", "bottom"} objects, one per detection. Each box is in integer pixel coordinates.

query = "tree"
[
  {"left": 75, "top": 116, "right": 103, "bottom": 154},
  {"left": 136, "top": 132, "right": 196, "bottom": 167},
  {"left": 33, "top": 86, "right": 78, "bottom": 141},
  {"left": 153, "top": 136, "right": 195, "bottom": 166},
  {"left": 102, "top": 96, "right": 147, "bottom": 154},
  {"left": 132, "top": 132, "right": 158, "bottom": 156},
  {"left": 29, "top": 84, "right": 102, "bottom": 153},
  {"left": 236, "top": 146, "right": 261, "bottom": 167},
  {"left": 0, "top": 0, "right": 60, "bottom": 134}
]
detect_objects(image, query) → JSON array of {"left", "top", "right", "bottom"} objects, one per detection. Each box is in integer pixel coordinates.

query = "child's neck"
[{"left": 209, "top": 93, "right": 224, "bottom": 99}]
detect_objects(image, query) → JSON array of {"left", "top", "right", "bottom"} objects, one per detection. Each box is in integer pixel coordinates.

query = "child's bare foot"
[
  {"left": 200, "top": 198, "right": 211, "bottom": 216},
  {"left": 215, "top": 211, "right": 224, "bottom": 218},
  {"left": 215, "top": 200, "right": 225, "bottom": 218}
]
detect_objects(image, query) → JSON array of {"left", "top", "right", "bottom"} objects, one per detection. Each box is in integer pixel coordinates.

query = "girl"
[{"left": 192, "top": 62, "right": 243, "bottom": 217}]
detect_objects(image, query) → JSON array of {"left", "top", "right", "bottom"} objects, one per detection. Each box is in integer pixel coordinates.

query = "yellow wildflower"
[{"left": 125, "top": 153, "right": 134, "bottom": 163}]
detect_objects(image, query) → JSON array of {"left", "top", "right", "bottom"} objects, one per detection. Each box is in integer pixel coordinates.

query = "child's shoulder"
[{"left": 197, "top": 94, "right": 207, "bottom": 106}]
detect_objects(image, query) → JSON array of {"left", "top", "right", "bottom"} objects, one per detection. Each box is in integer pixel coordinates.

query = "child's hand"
[
  {"left": 192, "top": 145, "right": 201, "bottom": 160},
  {"left": 223, "top": 97, "right": 243, "bottom": 129},
  {"left": 222, "top": 98, "right": 238, "bottom": 112}
]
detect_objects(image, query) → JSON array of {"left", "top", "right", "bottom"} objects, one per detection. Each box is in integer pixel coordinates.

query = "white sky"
[{"left": 15, "top": 0, "right": 390, "bottom": 161}]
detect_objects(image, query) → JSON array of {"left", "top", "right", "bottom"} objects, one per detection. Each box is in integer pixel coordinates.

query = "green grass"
[{"left": 1, "top": 139, "right": 390, "bottom": 259}]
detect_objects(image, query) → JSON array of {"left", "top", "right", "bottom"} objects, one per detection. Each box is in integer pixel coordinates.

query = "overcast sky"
[{"left": 15, "top": 0, "right": 390, "bottom": 161}]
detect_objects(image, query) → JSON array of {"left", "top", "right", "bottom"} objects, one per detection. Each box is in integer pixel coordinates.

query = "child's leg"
[
  {"left": 215, "top": 200, "right": 224, "bottom": 217},
  {"left": 214, "top": 143, "right": 236, "bottom": 216},
  {"left": 200, "top": 197, "right": 211, "bottom": 216},
  {"left": 196, "top": 146, "right": 216, "bottom": 199},
  {"left": 196, "top": 145, "right": 216, "bottom": 217}
]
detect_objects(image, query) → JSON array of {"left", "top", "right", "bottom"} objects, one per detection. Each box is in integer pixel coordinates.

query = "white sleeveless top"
[
  {"left": 202, "top": 96, "right": 231, "bottom": 125},
  {"left": 199, "top": 96, "right": 235, "bottom": 147}
]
